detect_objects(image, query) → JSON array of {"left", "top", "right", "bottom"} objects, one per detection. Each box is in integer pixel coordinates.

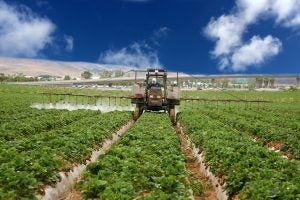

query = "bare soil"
[
  {"left": 65, "top": 189, "right": 82, "bottom": 200},
  {"left": 178, "top": 131, "right": 217, "bottom": 200},
  {"left": 266, "top": 141, "right": 284, "bottom": 150},
  {"left": 266, "top": 141, "right": 292, "bottom": 160}
]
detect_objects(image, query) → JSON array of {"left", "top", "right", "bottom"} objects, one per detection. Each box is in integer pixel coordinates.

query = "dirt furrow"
[{"left": 176, "top": 124, "right": 218, "bottom": 200}]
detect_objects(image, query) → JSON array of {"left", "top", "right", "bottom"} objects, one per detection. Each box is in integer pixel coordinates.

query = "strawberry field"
[
  {"left": 0, "top": 85, "right": 132, "bottom": 199},
  {"left": 78, "top": 113, "right": 191, "bottom": 199},
  {"left": 0, "top": 84, "right": 300, "bottom": 199},
  {"left": 179, "top": 109, "right": 300, "bottom": 199}
]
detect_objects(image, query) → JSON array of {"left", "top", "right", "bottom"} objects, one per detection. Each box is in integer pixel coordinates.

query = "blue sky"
[{"left": 0, "top": 0, "right": 300, "bottom": 74}]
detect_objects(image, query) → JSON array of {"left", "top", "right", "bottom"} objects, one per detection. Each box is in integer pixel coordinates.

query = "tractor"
[{"left": 131, "top": 69, "right": 180, "bottom": 124}]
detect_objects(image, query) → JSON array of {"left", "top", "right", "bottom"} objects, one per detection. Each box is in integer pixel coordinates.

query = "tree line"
[
  {"left": 81, "top": 69, "right": 125, "bottom": 79},
  {"left": 0, "top": 73, "right": 38, "bottom": 82},
  {"left": 0, "top": 69, "right": 125, "bottom": 82}
]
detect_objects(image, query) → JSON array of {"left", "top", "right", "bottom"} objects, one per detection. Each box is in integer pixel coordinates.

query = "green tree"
[
  {"left": 99, "top": 70, "right": 113, "bottom": 78},
  {"left": 0, "top": 73, "right": 8, "bottom": 83},
  {"left": 81, "top": 71, "right": 93, "bottom": 79},
  {"left": 114, "top": 69, "right": 124, "bottom": 77},
  {"left": 64, "top": 75, "right": 71, "bottom": 80}
]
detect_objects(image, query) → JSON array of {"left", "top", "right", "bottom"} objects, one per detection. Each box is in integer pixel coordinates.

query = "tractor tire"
[
  {"left": 169, "top": 108, "right": 176, "bottom": 125},
  {"left": 133, "top": 107, "right": 141, "bottom": 121}
]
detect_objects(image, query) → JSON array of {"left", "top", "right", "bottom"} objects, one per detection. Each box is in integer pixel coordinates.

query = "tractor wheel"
[
  {"left": 169, "top": 108, "right": 176, "bottom": 125},
  {"left": 133, "top": 106, "right": 141, "bottom": 121}
]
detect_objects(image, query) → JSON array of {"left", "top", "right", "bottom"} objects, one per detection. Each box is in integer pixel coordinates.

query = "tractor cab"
[
  {"left": 146, "top": 71, "right": 165, "bottom": 110},
  {"left": 131, "top": 69, "right": 180, "bottom": 124}
]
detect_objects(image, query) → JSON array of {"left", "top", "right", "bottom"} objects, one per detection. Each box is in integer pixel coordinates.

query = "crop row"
[
  {"left": 78, "top": 113, "right": 191, "bottom": 200},
  {"left": 217, "top": 107, "right": 300, "bottom": 131},
  {"left": 0, "top": 111, "right": 131, "bottom": 199},
  {"left": 0, "top": 86, "right": 48, "bottom": 124},
  {"left": 0, "top": 103, "right": 42, "bottom": 123},
  {"left": 178, "top": 109, "right": 300, "bottom": 199},
  {"left": 0, "top": 109, "right": 59, "bottom": 124},
  {"left": 0, "top": 109, "right": 98, "bottom": 140},
  {"left": 199, "top": 108, "right": 300, "bottom": 159}
]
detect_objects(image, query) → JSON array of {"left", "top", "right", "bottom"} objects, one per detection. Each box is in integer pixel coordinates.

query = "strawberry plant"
[
  {"left": 179, "top": 109, "right": 300, "bottom": 199},
  {"left": 78, "top": 113, "right": 191, "bottom": 199}
]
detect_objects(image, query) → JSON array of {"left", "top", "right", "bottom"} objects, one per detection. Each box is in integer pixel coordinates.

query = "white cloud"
[
  {"left": 0, "top": 0, "right": 55, "bottom": 57},
  {"left": 205, "top": 0, "right": 300, "bottom": 71},
  {"left": 64, "top": 35, "right": 74, "bottom": 52},
  {"left": 285, "top": 15, "right": 300, "bottom": 27},
  {"left": 205, "top": 15, "right": 244, "bottom": 56},
  {"left": 231, "top": 36, "right": 282, "bottom": 71},
  {"left": 151, "top": 27, "right": 171, "bottom": 46},
  {"left": 99, "top": 42, "right": 161, "bottom": 68},
  {"left": 153, "top": 27, "right": 170, "bottom": 38},
  {"left": 99, "top": 27, "right": 169, "bottom": 68}
]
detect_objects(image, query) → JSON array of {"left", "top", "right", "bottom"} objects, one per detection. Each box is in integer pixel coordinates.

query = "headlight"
[
  {"left": 149, "top": 95, "right": 154, "bottom": 98},
  {"left": 157, "top": 95, "right": 161, "bottom": 98}
]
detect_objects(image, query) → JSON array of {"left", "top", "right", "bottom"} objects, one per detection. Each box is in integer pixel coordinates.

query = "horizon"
[{"left": 1, "top": 56, "right": 300, "bottom": 76}]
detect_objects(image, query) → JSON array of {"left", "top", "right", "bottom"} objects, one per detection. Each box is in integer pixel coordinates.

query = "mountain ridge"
[{"left": 0, "top": 57, "right": 137, "bottom": 78}]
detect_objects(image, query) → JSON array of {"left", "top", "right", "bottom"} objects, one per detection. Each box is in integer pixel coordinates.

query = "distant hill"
[{"left": 0, "top": 57, "right": 138, "bottom": 78}]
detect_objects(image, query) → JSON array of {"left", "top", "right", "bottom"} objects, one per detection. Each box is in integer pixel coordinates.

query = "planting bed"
[
  {"left": 178, "top": 108, "right": 300, "bottom": 199},
  {"left": 0, "top": 111, "right": 131, "bottom": 199},
  {"left": 0, "top": 86, "right": 133, "bottom": 199},
  {"left": 78, "top": 113, "right": 191, "bottom": 199},
  {"left": 198, "top": 107, "right": 300, "bottom": 159}
]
